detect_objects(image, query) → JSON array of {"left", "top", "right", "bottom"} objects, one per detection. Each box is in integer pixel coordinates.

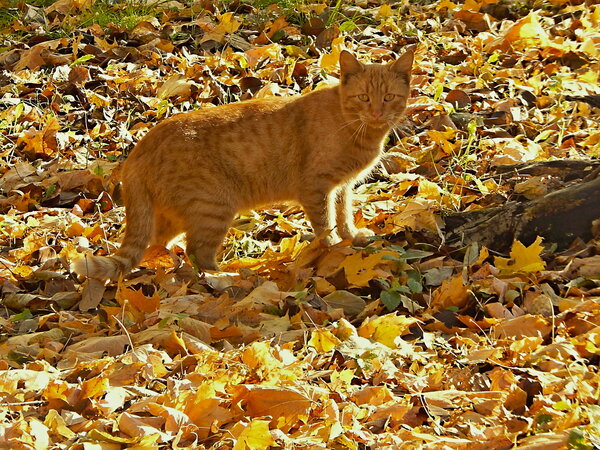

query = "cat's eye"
[
  {"left": 384, "top": 93, "right": 395, "bottom": 102},
  {"left": 358, "top": 94, "right": 369, "bottom": 102}
]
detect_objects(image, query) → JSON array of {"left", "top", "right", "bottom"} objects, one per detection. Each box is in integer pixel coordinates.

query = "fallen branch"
[{"left": 445, "top": 172, "right": 600, "bottom": 252}]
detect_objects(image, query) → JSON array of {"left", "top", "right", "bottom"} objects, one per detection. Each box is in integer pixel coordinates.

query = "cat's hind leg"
[
  {"left": 182, "top": 203, "right": 235, "bottom": 271},
  {"left": 151, "top": 211, "right": 182, "bottom": 247},
  {"left": 73, "top": 182, "right": 153, "bottom": 280}
]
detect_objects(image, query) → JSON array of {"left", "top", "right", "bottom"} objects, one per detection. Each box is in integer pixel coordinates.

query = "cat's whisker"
[
  {"left": 337, "top": 118, "right": 363, "bottom": 134},
  {"left": 360, "top": 122, "right": 368, "bottom": 144},
  {"left": 350, "top": 120, "right": 367, "bottom": 144},
  {"left": 353, "top": 121, "right": 368, "bottom": 146},
  {"left": 351, "top": 124, "right": 360, "bottom": 143}
]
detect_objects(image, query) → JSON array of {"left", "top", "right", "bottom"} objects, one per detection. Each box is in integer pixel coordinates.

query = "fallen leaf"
[
  {"left": 338, "top": 250, "right": 395, "bottom": 287},
  {"left": 79, "top": 278, "right": 106, "bottom": 311},
  {"left": 494, "top": 237, "right": 546, "bottom": 273},
  {"left": 492, "top": 314, "right": 552, "bottom": 339},
  {"left": 322, "top": 290, "right": 366, "bottom": 316},
  {"left": 157, "top": 74, "right": 194, "bottom": 100},
  {"left": 430, "top": 274, "right": 470, "bottom": 310},
  {"left": 232, "top": 385, "right": 311, "bottom": 431},
  {"left": 309, "top": 328, "right": 341, "bottom": 352},
  {"left": 358, "top": 313, "right": 419, "bottom": 348},
  {"left": 232, "top": 419, "right": 275, "bottom": 450}
]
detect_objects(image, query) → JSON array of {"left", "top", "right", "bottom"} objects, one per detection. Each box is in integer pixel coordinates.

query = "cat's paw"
[
  {"left": 300, "top": 232, "right": 316, "bottom": 242},
  {"left": 302, "top": 231, "right": 341, "bottom": 246},
  {"left": 351, "top": 228, "right": 376, "bottom": 247},
  {"left": 322, "top": 233, "right": 342, "bottom": 246}
]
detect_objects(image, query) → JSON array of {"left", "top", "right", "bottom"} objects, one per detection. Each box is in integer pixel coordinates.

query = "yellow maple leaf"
[
  {"left": 580, "top": 39, "right": 598, "bottom": 58},
  {"left": 378, "top": 4, "right": 392, "bottom": 19},
  {"left": 184, "top": 382, "right": 233, "bottom": 439},
  {"left": 200, "top": 12, "right": 241, "bottom": 45},
  {"left": 231, "top": 385, "right": 311, "bottom": 432},
  {"left": 241, "top": 341, "right": 299, "bottom": 383},
  {"left": 462, "top": 0, "right": 481, "bottom": 11},
  {"left": 308, "top": 329, "right": 341, "bottom": 352},
  {"left": 436, "top": 0, "right": 457, "bottom": 11},
  {"left": 16, "top": 115, "right": 60, "bottom": 156},
  {"left": 461, "top": 0, "right": 497, "bottom": 11},
  {"left": 418, "top": 178, "right": 443, "bottom": 202},
  {"left": 330, "top": 369, "right": 354, "bottom": 391},
  {"left": 427, "top": 129, "right": 459, "bottom": 154},
  {"left": 494, "top": 236, "right": 546, "bottom": 273},
  {"left": 386, "top": 197, "right": 444, "bottom": 234},
  {"left": 216, "top": 12, "right": 241, "bottom": 34},
  {"left": 503, "top": 12, "right": 550, "bottom": 50},
  {"left": 44, "top": 410, "right": 75, "bottom": 440},
  {"left": 233, "top": 419, "right": 275, "bottom": 450},
  {"left": 117, "top": 286, "right": 160, "bottom": 313},
  {"left": 320, "top": 36, "right": 345, "bottom": 72},
  {"left": 352, "top": 385, "right": 394, "bottom": 406},
  {"left": 358, "top": 313, "right": 419, "bottom": 348},
  {"left": 244, "top": 43, "right": 282, "bottom": 69},
  {"left": 338, "top": 250, "right": 395, "bottom": 287},
  {"left": 81, "top": 377, "right": 109, "bottom": 400}
]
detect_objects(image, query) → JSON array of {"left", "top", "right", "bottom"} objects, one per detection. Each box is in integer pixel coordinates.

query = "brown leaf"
[
  {"left": 65, "top": 335, "right": 129, "bottom": 356},
  {"left": 322, "top": 290, "right": 366, "bottom": 316},
  {"left": 17, "top": 116, "right": 61, "bottom": 157},
  {"left": 492, "top": 314, "right": 552, "bottom": 339},
  {"left": 351, "top": 385, "right": 394, "bottom": 406},
  {"left": 232, "top": 385, "right": 312, "bottom": 432},
  {"left": 445, "top": 89, "right": 471, "bottom": 109},
  {"left": 79, "top": 278, "right": 106, "bottom": 311},
  {"left": 430, "top": 274, "right": 469, "bottom": 310},
  {"left": 454, "top": 10, "right": 490, "bottom": 32}
]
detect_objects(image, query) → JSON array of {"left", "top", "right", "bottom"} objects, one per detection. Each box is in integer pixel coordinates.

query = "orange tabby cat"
[{"left": 73, "top": 48, "right": 414, "bottom": 279}]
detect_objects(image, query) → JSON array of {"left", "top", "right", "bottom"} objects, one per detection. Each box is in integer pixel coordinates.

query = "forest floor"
[{"left": 1, "top": 0, "right": 600, "bottom": 448}]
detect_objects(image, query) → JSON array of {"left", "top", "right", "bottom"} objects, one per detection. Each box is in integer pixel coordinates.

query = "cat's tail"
[{"left": 72, "top": 182, "right": 153, "bottom": 281}]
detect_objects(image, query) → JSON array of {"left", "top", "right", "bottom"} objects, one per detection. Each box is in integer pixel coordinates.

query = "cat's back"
[
  {"left": 147, "top": 95, "right": 295, "bottom": 138},
  {"left": 122, "top": 86, "right": 339, "bottom": 195}
]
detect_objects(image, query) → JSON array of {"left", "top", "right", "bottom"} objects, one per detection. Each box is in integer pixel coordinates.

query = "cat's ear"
[
  {"left": 339, "top": 51, "right": 364, "bottom": 76},
  {"left": 390, "top": 46, "right": 415, "bottom": 74}
]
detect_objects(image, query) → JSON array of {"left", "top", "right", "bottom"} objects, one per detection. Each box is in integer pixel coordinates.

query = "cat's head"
[{"left": 338, "top": 48, "right": 414, "bottom": 130}]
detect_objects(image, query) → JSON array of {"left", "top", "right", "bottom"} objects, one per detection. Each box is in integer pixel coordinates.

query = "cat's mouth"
[{"left": 363, "top": 117, "right": 393, "bottom": 129}]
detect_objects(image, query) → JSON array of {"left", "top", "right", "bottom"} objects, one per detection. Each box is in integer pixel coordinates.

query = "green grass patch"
[
  {"left": 1, "top": 0, "right": 168, "bottom": 36},
  {"left": 79, "top": 0, "right": 162, "bottom": 30},
  {"left": 0, "top": 0, "right": 56, "bottom": 31},
  {"left": 0, "top": 8, "right": 19, "bottom": 30}
]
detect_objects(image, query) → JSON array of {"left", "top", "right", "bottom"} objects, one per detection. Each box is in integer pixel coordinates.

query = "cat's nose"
[{"left": 372, "top": 111, "right": 383, "bottom": 119}]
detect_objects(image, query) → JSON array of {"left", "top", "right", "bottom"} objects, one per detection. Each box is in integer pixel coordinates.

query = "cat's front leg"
[
  {"left": 335, "top": 185, "right": 375, "bottom": 246},
  {"left": 301, "top": 189, "right": 340, "bottom": 245}
]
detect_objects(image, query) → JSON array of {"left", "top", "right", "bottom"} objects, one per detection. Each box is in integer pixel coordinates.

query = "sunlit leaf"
[
  {"left": 309, "top": 328, "right": 341, "bottom": 352},
  {"left": 494, "top": 236, "right": 546, "bottom": 273}
]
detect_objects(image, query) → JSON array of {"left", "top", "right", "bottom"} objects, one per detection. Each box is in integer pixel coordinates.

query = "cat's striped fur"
[{"left": 73, "top": 49, "right": 414, "bottom": 280}]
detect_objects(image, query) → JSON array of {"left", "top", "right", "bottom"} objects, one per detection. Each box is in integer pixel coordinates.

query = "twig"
[
  {"left": 113, "top": 313, "right": 135, "bottom": 351},
  {"left": 1, "top": 400, "right": 46, "bottom": 407}
]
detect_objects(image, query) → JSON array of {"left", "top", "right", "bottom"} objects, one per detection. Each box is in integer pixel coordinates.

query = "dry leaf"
[
  {"left": 430, "top": 274, "right": 469, "bottom": 310},
  {"left": 232, "top": 385, "right": 311, "bottom": 431},
  {"left": 358, "top": 313, "right": 419, "bottom": 348},
  {"left": 232, "top": 419, "right": 276, "bottom": 450},
  {"left": 309, "top": 328, "right": 341, "bottom": 352},
  {"left": 494, "top": 237, "right": 546, "bottom": 273},
  {"left": 157, "top": 74, "right": 194, "bottom": 100},
  {"left": 492, "top": 314, "right": 552, "bottom": 339}
]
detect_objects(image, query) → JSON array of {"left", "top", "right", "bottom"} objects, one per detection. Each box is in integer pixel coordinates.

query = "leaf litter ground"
[{"left": 1, "top": 0, "right": 600, "bottom": 448}]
